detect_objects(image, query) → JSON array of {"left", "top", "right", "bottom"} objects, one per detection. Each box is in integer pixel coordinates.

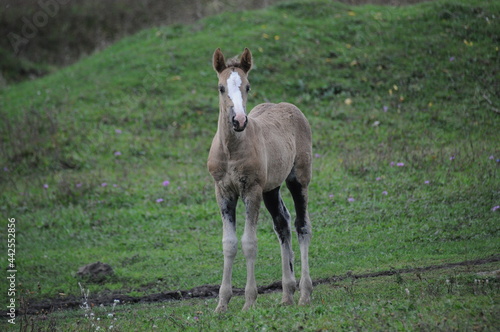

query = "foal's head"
[{"left": 213, "top": 48, "right": 252, "bottom": 132}]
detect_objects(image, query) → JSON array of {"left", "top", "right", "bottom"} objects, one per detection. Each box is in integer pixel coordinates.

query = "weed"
[{"left": 78, "top": 282, "right": 120, "bottom": 331}]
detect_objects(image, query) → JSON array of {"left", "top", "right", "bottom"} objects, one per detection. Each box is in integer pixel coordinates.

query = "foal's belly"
[
  {"left": 223, "top": 155, "right": 292, "bottom": 194},
  {"left": 262, "top": 138, "right": 296, "bottom": 192},
  {"left": 262, "top": 159, "right": 294, "bottom": 192}
]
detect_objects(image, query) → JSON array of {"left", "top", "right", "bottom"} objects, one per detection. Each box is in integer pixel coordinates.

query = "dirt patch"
[
  {"left": 76, "top": 262, "right": 114, "bottom": 283},
  {"left": 12, "top": 255, "right": 500, "bottom": 316}
]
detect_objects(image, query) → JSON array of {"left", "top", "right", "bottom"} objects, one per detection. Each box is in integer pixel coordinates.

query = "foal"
[{"left": 207, "top": 48, "right": 313, "bottom": 313}]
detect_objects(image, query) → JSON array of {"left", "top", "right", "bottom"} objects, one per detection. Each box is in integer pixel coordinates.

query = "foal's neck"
[{"left": 217, "top": 104, "right": 252, "bottom": 154}]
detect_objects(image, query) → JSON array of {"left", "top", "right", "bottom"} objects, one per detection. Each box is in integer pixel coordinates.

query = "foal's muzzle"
[{"left": 232, "top": 114, "right": 248, "bottom": 132}]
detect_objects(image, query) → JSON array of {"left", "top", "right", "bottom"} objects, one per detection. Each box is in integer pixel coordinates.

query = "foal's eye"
[
  {"left": 246, "top": 85, "right": 251, "bottom": 93},
  {"left": 219, "top": 85, "right": 225, "bottom": 94}
]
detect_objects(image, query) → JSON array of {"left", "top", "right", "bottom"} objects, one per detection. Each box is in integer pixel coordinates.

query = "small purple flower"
[
  {"left": 376, "top": 177, "right": 382, "bottom": 181},
  {"left": 397, "top": 162, "right": 405, "bottom": 167},
  {"left": 314, "top": 153, "right": 322, "bottom": 158},
  {"left": 3, "top": 167, "right": 8, "bottom": 172},
  {"left": 348, "top": 197, "right": 355, "bottom": 202},
  {"left": 497, "top": 159, "right": 500, "bottom": 163},
  {"left": 43, "top": 184, "right": 49, "bottom": 189},
  {"left": 114, "top": 151, "right": 122, "bottom": 156},
  {"left": 449, "top": 156, "right": 455, "bottom": 161},
  {"left": 162, "top": 180, "right": 170, "bottom": 187},
  {"left": 382, "top": 191, "right": 388, "bottom": 195},
  {"left": 101, "top": 182, "right": 108, "bottom": 187},
  {"left": 328, "top": 194, "right": 334, "bottom": 198},
  {"left": 156, "top": 198, "right": 164, "bottom": 203},
  {"left": 449, "top": 56, "right": 455, "bottom": 62},
  {"left": 115, "top": 129, "right": 122, "bottom": 134},
  {"left": 424, "top": 180, "right": 430, "bottom": 184},
  {"left": 492, "top": 205, "right": 500, "bottom": 212},
  {"left": 113, "top": 184, "right": 118, "bottom": 188},
  {"left": 76, "top": 183, "right": 83, "bottom": 188},
  {"left": 383, "top": 106, "right": 388, "bottom": 112},
  {"left": 489, "top": 155, "right": 494, "bottom": 160},
  {"left": 390, "top": 162, "right": 395, "bottom": 167}
]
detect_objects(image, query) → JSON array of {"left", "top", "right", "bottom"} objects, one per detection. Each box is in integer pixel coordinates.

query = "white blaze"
[{"left": 227, "top": 71, "right": 246, "bottom": 118}]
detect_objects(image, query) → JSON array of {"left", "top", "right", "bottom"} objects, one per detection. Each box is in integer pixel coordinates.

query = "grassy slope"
[{"left": 0, "top": 0, "right": 499, "bottom": 328}]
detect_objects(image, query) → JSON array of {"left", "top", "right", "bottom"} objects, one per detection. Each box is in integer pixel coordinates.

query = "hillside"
[
  {"left": 0, "top": 0, "right": 499, "bottom": 328},
  {"left": 0, "top": 0, "right": 286, "bottom": 83}
]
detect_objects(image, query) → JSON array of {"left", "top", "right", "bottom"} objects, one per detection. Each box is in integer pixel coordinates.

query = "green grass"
[
  {"left": 1, "top": 0, "right": 499, "bottom": 330},
  {"left": 15, "top": 264, "right": 500, "bottom": 331}
]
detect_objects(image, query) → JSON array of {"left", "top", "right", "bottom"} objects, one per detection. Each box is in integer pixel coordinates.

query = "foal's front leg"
[
  {"left": 215, "top": 189, "right": 238, "bottom": 313},
  {"left": 241, "top": 188, "right": 262, "bottom": 311}
]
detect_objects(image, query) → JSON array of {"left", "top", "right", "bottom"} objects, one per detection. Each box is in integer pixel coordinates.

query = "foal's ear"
[
  {"left": 240, "top": 47, "right": 252, "bottom": 73},
  {"left": 213, "top": 48, "right": 227, "bottom": 74}
]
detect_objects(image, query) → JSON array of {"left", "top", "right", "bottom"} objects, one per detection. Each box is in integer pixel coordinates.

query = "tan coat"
[{"left": 208, "top": 48, "right": 313, "bottom": 313}]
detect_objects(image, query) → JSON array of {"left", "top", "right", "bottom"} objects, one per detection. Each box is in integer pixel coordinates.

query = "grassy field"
[{"left": 1, "top": 0, "right": 499, "bottom": 330}]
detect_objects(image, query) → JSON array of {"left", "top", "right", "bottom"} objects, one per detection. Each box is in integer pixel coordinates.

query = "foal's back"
[
  {"left": 250, "top": 102, "right": 311, "bottom": 137},
  {"left": 249, "top": 102, "right": 312, "bottom": 191}
]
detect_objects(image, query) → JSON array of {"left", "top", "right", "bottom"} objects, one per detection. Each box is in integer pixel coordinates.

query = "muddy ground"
[{"left": 9, "top": 255, "right": 500, "bottom": 316}]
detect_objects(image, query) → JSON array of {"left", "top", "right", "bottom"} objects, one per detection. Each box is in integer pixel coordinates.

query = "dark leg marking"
[
  {"left": 286, "top": 170, "right": 310, "bottom": 237},
  {"left": 220, "top": 195, "right": 237, "bottom": 225},
  {"left": 263, "top": 187, "right": 292, "bottom": 244}
]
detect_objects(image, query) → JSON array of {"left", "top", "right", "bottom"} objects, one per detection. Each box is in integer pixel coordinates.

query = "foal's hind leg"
[
  {"left": 286, "top": 168, "right": 313, "bottom": 305},
  {"left": 263, "top": 186, "right": 296, "bottom": 305}
]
